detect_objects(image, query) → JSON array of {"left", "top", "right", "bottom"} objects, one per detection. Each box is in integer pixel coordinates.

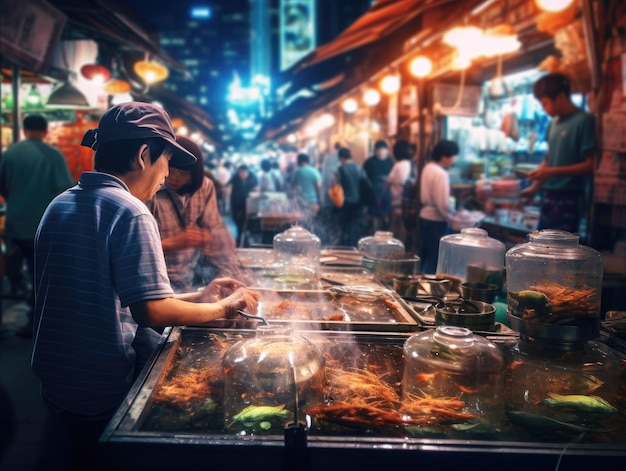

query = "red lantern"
[{"left": 80, "top": 64, "right": 111, "bottom": 84}]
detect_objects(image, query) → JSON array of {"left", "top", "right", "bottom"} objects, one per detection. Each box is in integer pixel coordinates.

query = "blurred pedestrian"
[
  {"left": 270, "top": 160, "right": 284, "bottom": 192},
  {"left": 0, "top": 114, "right": 74, "bottom": 338},
  {"left": 292, "top": 153, "right": 322, "bottom": 229},
  {"left": 146, "top": 136, "right": 237, "bottom": 292},
  {"left": 335, "top": 147, "right": 366, "bottom": 247},
  {"left": 363, "top": 140, "right": 393, "bottom": 231},
  {"left": 386, "top": 140, "right": 413, "bottom": 244},
  {"left": 216, "top": 160, "right": 233, "bottom": 214},
  {"left": 259, "top": 158, "right": 276, "bottom": 192},
  {"left": 418, "top": 139, "right": 459, "bottom": 274},
  {"left": 519, "top": 73, "right": 596, "bottom": 233},
  {"left": 230, "top": 164, "right": 258, "bottom": 245}
]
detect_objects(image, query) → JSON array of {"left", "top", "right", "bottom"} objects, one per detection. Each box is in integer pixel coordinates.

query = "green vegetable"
[
  {"left": 233, "top": 404, "right": 290, "bottom": 424},
  {"left": 508, "top": 290, "right": 551, "bottom": 317},
  {"left": 542, "top": 393, "right": 618, "bottom": 414}
]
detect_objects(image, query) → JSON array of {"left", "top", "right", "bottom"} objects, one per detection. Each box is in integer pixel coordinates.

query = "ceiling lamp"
[
  {"left": 287, "top": 133, "right": 297, "bottom": 143},
  {"left": 46, "top": 81, "right": 90, "bottom": 108},
  {"left": 317, "top": 113, "right": 335, "bottom": 129},
  {"left": 134, "top": 59, "right": 169, "bottom": 85},
  {"left": 443, "top": 26, "right": 483, "bottom": 48},
  {"left": 25, "top": 85, "right": 42, "bottom": 108},
  {"left": 409, "top": 56, "right": 433, "bottom": 78},
  {"left": 342, "top": 98, "right": 358, "bottom": 113},
  {"left": 380, "top": 75, "right": 400, "bottom": 95},
  {"left": 363, "top": 89, "right": 381, "bottom": 106},
  {"left": 80, "top": 64, "right": 111, "bottom": 84},
  {"left": 483, "top": 24, "right": 521, "bottom": 57},
  {"left": 104, "top": 78, "right": 132, "bottom": 95},
  {"left": 536, "top": 0, "right": 574, "bottom": 12}
]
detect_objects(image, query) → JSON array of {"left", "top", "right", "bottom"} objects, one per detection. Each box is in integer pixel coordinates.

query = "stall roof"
[
  {"left": 295, "top": 0, "right": 442, "bottom": 70},
  {"left": 48, "top": 0, "right": 185, "bottom": 72}
]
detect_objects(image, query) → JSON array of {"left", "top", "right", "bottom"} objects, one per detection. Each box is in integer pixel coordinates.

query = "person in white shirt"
[
  {"left": 386, "top": 140, "right": 413, "bottom": 244},
  {"left": 418, "top": 139, "right": 459, "bottom": 274}
]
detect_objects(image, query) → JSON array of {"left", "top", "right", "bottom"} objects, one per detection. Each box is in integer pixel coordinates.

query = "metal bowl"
[{"left": 435, "top": 299, "right": 496, "bottom": 332}]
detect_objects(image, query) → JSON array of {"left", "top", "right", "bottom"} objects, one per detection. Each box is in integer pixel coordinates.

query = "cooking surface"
[{"left": 121, "top": 328, "right": 626, "bottom": 446}]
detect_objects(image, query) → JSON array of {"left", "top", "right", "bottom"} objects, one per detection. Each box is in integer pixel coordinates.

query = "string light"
[
  {"left": 363, "top": 89, "right": 381, "bottom": 106},
  {"left": 342, "top": 98, "right": 358, "bottom": 113},
  {"left": 409, "top": 56, "right": 433, "bottom": 78},
  {"left": 380, "top": 75, "right": 400, "bottom": 94}
]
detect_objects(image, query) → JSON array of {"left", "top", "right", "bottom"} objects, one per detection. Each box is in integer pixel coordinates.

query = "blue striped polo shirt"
[{"left": 32, "top": 172, "right": 174, "bottom": 416}]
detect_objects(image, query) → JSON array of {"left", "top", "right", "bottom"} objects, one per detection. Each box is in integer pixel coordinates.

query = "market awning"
[{"left": 295, "top": 0, "right": 453, "bottom": 70}]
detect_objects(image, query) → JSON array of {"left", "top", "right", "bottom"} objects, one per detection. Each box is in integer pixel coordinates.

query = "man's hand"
[
  {"left": 198, "top": 277, "right": 248, "bottom": 302},
  {"left": 216, "top": 287, "right": 259, "bottom": 319}
]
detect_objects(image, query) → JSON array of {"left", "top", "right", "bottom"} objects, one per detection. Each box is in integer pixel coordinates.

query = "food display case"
[{"left": 100, "top": 326, "right": 626, "bottom": 470}]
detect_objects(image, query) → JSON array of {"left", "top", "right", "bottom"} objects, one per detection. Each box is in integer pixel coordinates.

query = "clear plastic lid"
[
  {"left": 222, "top": 326, "right": 325, "bottom": 432},
  {"left": 272, "top": 225, "right": 321, "bottom": 282},
  {"left": 358, "top": 231, "right": 405, "bottom": 259},
  {"left": 436, "top": 228, "right": 505, "bottom": 286}
]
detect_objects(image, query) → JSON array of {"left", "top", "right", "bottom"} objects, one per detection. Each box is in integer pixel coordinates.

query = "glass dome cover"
[
  {"left": 222, "top": 326, "right": 325, "bottom": 433},
  {"left": 436, "top": 228, "right": 505, "bottom": 287}
]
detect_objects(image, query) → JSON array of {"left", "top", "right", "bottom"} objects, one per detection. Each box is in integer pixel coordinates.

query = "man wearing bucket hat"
[{"left": 31, "top": 102, "right": 257, "bottom": 470}]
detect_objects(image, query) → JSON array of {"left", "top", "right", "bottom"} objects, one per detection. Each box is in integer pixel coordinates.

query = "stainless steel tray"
[{"left": 236, "top": 287, "right": 421, "bottom": 332}]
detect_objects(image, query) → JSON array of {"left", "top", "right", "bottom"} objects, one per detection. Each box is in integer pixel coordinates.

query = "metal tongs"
[{"left": 237, "top": 310, "right": 270, "bottom": 325}]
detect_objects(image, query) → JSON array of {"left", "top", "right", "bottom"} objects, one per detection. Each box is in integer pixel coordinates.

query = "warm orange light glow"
[
  {"left": 443, "top": 26, "right": 483, "bottom": 48},
  {"left": 80, "top": 64, "right": 111, "bottom": 84},
  {"left": 363, "top": 89, "right": 381, "bottom": 106},
  {"left": 103, "top": 79, "right": 132, "bottom": 95},
  {"left": 134, "top": 60, "right": 169, "bottom": 85},
  {"left": 536, "top": 0, "right": 574, "bottom": 12},
  {"left": 483, "top": 24, "right": 521, "bottom": 56},
  {"left": 317, "top": 113, "right": 335, "bottom": 129},
  {"left": 342, "top": 98, "right": 358, "bottom": 113},
  {"left": 410, "top": 56, "right": 433, "bottom": 78},
  {"left": 380, "top": 75, "right": 400, "bottom": 94}
]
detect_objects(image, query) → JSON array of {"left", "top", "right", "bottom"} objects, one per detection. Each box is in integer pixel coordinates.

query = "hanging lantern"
[
  {"left": 536, "top": 0, "right": 574, "bottom": 12},
  {"left": 342, "top": 98, "right": 358, "bottom": 113},
  {"left": 317, "top": 113, "right": 335, "bottom": 130},
  {"left": 46, "top": 81, "right": 90, "bottom": 109},
  {"left": 104, "top": 79, "right": 132, "bottom": 95},
  {"left": 25, "top": 85, "right": 43, "bottom": 108},
  {"left": 409, "top": 56, "right": 433, "bottom": 78},
  {"left": 443, "top": 26, "right": 483, "bottom": 48},
  {"left": 134, "top": 60, "right": 169, "bottom": 85},
  {"left": 380, "top": 75, "right": 400, "bottom": 95},
  {"left": 482, "top": 24, "right": 521, "bottom": 57},
  {"left": 80, "top": 64, "right": 111, "bottom": 84},
  {"left": 363, "top": 89, "right": 381, "bottom": 106}
]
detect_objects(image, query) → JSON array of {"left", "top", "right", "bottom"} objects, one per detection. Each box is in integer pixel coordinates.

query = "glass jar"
[
  {"left": 222, "top": 326, "right": 325, "bottom": 434},
  {"left": 505, "top": 229, "right": 604, "bottom": 347},
  {"left": 436, "top": 228, "right": 505, "bottom": 292},
  {"left": 272, "top": 225, "right": 321, "bottom": 284},
  {"left": 358, "top": 231, "right": 405, "bottom": 258},
  {"left": 503, "top": 339, "right": 622, "bottom": 439},
  {"left": 402, "top": 326, "right": 505, "bottom": 426}
]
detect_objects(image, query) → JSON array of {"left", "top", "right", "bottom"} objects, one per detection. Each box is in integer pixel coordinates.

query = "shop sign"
[
  {"left": 280, "top": 0, "right": 316, "bottom": 71},
  {"left": 0, "top": 0, "right": 66, "bottom": 73}
]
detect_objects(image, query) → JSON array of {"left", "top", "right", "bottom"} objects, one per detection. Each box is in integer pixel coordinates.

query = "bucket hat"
[{"left": 81, "top": 102, "right": 196, "bottom": 167}]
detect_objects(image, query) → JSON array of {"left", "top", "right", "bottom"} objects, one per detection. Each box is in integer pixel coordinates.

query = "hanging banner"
[
  {"left": 0, "top": 0, "right": 66, "bottom": 73},
  {"left": 280, "top": 0, "right": 315, "bottom": 71}
]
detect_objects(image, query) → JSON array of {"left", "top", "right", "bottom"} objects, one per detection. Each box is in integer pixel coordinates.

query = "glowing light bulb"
[
  {"left": 410, "top": 56, "right": 433, "bottom": 78},
  {"left": 342, "top": 98, "right": 358, "bottom": 113},
  {"left": 363, "top": 89, "right": 381, "bottom": 106},
  {"left": 380, "top": 75, "right": 400, "bottom": 94},
  {"left": 536, "top": 0, "right": 574, "bottom": 12}
]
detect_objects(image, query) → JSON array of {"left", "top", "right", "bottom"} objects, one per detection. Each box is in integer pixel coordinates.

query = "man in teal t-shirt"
[
  {"left": 292, "top": 152, "right": 322, "bottom": 212},
  {"left": 0, "top": 114, "right": 75, "bottom": 336},
  {"left": 520, "top": 73, "right": 597, "bottom": 233}
]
